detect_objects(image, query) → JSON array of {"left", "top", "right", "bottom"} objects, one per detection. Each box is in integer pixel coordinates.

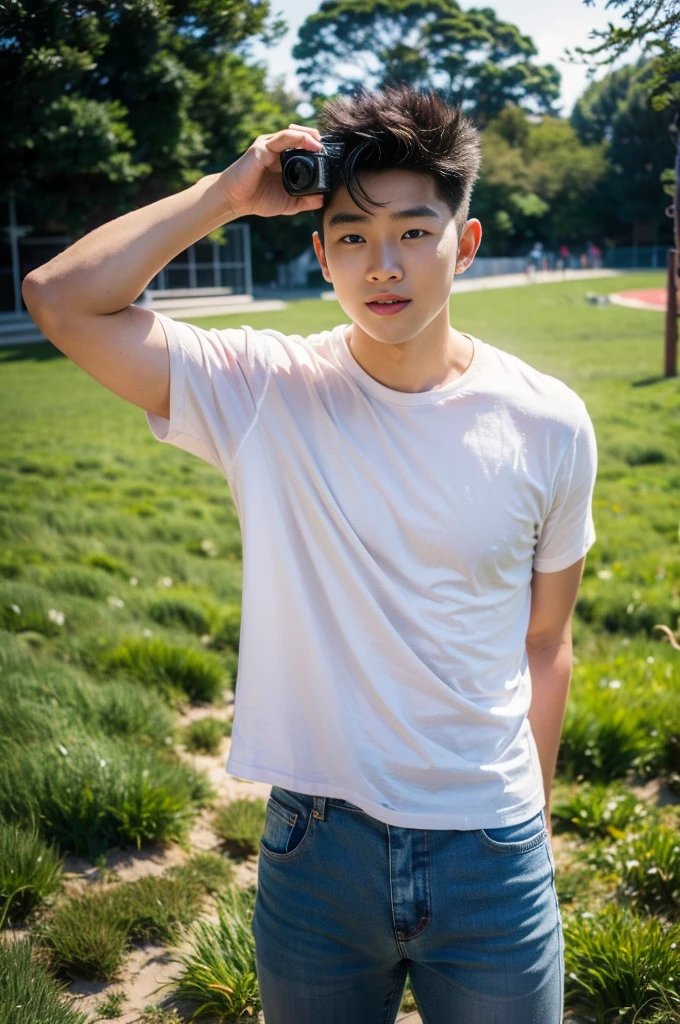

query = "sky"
[{"left": 249, "top": 0, "right": 646, "bottom": 119}]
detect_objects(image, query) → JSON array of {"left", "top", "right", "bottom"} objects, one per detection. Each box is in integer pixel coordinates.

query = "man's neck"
[{"left": 344, "top": 307, "right": 473, "bottom": 394}]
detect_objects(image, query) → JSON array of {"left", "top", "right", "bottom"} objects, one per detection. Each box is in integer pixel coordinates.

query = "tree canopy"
[
  {"left": 0, "top": 0, "right": 291, "bottom": 234},
  {"left": 292, "top": 0, "right": 561, "bottom": 125},
  {"left": 471, "top": 105, "right": 609, "bottom": 253}
]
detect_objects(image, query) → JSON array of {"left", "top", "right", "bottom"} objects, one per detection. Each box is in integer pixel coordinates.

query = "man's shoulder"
[{"left": 482, "top": 341, "right": 586, "bottom": 431}]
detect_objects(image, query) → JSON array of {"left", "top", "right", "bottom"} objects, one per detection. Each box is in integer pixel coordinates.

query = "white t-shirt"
[{"left": 146, "top": 311, "right": 597, "bottom": 829}]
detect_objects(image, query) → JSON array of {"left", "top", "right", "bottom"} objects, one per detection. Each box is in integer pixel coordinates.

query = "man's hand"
[{"left": 217, "top": 124, "right": 327, "bottom": 219}]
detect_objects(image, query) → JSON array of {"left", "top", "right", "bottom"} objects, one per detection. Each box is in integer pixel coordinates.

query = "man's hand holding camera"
[{"left": 216, "top": 125, "right": 328, "bottom": 220}]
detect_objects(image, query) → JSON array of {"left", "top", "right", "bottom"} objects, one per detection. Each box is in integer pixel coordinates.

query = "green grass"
[
  {"left": 169, "top": 884, "right": 260, "bottom": 1023},
  {"left": 212, "top": 798, "right": 267, "bottom": 859},
  {"left": 182, "top": 716, "right": 232, "bottom": 754},
  {"left": 3, "top": 273, "right": 680, "bottom": 1021},
  {"left": 0, "top": 821, "right": 64, "bottom": 928},
  {"left": 0, "top": 936, "right": 88, "bottom": 1024},
  {"left": 38, "top": 855, "right": 233, "bottom": 982}
]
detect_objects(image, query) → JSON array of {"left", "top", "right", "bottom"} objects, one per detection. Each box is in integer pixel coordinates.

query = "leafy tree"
[
  {"left": 292, "top": 0, "right": 561, "bottom": 125},
  {"left": 565, "top": 0, "right": 680, "bottom": 115},
  {"left": 471, "top": 105, "right": 609, "bottom": 254},
  {"left": 571, "top": 58, "right": 675, "bottom": 245},
  {"left": 0, "top": 0, "right": 288, "bottom": 236}
]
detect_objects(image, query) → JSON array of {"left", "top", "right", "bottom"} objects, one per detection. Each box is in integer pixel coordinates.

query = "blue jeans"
[{"left": 252, "top": 787, "right": 564, "bottom": 1023}]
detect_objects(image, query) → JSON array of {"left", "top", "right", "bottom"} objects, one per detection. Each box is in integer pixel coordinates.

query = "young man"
[{"left": 23, "top": 85, "right": 597, "bottom": 1024}]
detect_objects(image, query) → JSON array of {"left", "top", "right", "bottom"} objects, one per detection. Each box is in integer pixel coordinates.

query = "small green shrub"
[
  {"left": 106, "top": 874, "right": 202, "bottom": 945},
  {"left": 94, "top": 989, "right": 126, "bottom": 1019},
  {"left": 0, "top": 740, "right": 206, "bottom": 860},
  {"left": 614, "top": 824, "right": 680, "bottom": 920},
  {"left": 209, "top": 604, "right": 241, "bottom": 652},
  {"left": 168, "top": 852, "right": 234, "bottom": 894},
  {"left": 0, "top": 822, "right": 64, "bottom": 928},
  {"left": 138, "top": 1008, "right": 184, "bottom": 1023},
  {"left": 44, "top": 567, "right": 109, "bottom": 600},
  {"left": 551, "top": 782, "right": 651, "bottom": 840},
  {"left": 79, "top": 552, "right": 129, "bottom": 577},
  {"left": 182, "top": 717, "right": 228, "bottom": 754},
  {"left": 145, "top": 595, "right": 212, "bottom": 636},
  {"left": 0, "top": 936, "right": 88, "bottom": 1024},
  {"left": 564, "top": 902, "right": 680, "bottom": 1022},
  {"left": 38, "top": 890, "right": 130, "bottom": 981},
  {"left": 100, "top": 636, "right": 226, "bottom": 705},
  {"left": 39, "top": 858, "right": 224, "bottom": 983},
  {"left": 0, "top": 583, "right": 66, "bottom": 636},
  {"left": 212, "top": 799, "right": 267, "bottom": 859},
  {"left": 170, "top": 884, "right": 260, "bottom": 1022}
]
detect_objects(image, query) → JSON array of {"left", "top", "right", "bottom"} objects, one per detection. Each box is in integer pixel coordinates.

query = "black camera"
[{"left": 280, "top": 139, "right": 344, "bottom": 196}]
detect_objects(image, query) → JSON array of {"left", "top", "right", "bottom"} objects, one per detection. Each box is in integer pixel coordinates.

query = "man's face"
[{"left": 312, "top": 169, "right": 474, "bottom": 345}]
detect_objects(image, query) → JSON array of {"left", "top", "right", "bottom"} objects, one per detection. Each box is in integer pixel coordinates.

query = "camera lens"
[{"left": 284, "top": 155, "right": 315, "bottom": 192}]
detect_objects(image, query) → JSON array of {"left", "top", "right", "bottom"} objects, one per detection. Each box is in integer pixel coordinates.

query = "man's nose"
[{"left": 366, "top": 246, "right": 403, "bottom": 281}]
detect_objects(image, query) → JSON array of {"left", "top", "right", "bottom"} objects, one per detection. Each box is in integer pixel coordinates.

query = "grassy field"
[{"left": 1, "top": 270, "right": 680, "bottom": 1023}]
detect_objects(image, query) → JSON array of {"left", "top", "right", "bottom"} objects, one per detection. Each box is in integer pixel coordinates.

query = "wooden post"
[
  {"left": 666, "top": 247, "right": 678, "bottom": 377},
  {"left": 665, "top": 127, "right": 680, "bottom": 377}
]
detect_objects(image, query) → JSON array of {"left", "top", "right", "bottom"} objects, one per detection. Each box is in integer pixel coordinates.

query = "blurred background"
[{"left": 1, "top": 0, "right": 676, "bottom": 310}]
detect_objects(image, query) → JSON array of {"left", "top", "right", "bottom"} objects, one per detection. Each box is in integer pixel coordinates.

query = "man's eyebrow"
[{"left": 327, "top": 205, "right": 442, "bottom": 228}]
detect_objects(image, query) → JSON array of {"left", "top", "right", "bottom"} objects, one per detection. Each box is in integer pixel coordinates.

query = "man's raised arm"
[{"left": 21, "top": 125, "right": 325, "bottom": 419}]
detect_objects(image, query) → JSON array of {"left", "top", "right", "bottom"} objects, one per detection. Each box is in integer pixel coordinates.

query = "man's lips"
[{"left": 365, "top": 297, "right": 411, "bottom": 316}]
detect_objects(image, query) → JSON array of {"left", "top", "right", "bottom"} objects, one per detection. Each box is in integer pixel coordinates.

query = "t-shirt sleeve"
[
  {"left": 532, "top": 402, "right": 598, "bottom": 573},
  {"left": 144, "top": 311, "right": 272, "bottom": 475}
]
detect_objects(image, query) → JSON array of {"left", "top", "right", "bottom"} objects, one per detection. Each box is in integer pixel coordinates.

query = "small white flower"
[
  {"left": 107, "top": 596, "right": 125, "bottom": 608},
  {"left": 10, "top": 604, "right": 20, "bottom": 615},
  {"left": 200, "top": 539, "right": 217, "bottom": 557},
  {"left": 621, "top": 637, "right": 631, "bottom": 646},
  {"left": 608, "top": 679, "right": 622, "bottom": 689},
  {"left": 597, "top": 569, "right": 613, "bottom": 580},
  {"left": 581, "top": 912, "right": 594, "bottom": 919},
  {"left": 647, "top": 866, "right": 659, "bottom": 875},
  {"left": 200, "top": 634, "right": 211, "bottom": 645},
  {"left": 671, "top": 943, "right": 677, "bottom": 950},
  {"left": 57, "top": 744, "right": 68, "bottom": 757},
  {"left": 625, "top": 860, "right": 640, "bottom": 870},
  {"left": 646, "top": 656, "right": 654, "bottom": 664},
  {"left": 100, "top": 759, "right": 106, "bottom": 768},
  {"left": 129, "top": 576, "right": 138, "bottom": 586},
  {"left": 47, "top": 608, "right": 65, "bottom": 625},
  {"left": 142, "top": 628, "right": 153, "bottom": 637},
  {"left": 164, "top": 736, "right": 173, "bottom": 745},
  {"left": 158, "top": 576, "right": 173, "bottom": 588},
  {"left": 650, "top": 730, "right": 658, "bottom": 738}
]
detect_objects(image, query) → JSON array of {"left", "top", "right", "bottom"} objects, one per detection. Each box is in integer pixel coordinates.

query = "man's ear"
[
  {"left": 312, "top": 230, "right": 332, "bottom": 284},
  {"left": 455, "top": 219, "right": 483, "bottom": 274}
]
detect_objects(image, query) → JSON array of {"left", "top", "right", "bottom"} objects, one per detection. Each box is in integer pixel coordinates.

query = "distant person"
[
  {"left": 23, "top": 84, "right": 597, "bottom": 1024},
  {"left": 557, "top": 244, "right": 570, "bottom": 276},
  {"left": 529, "top": 240, "right": 543, "bottom": 273}
]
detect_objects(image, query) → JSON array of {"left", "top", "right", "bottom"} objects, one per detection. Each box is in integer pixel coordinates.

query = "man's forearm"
[
  {"left": 23, "top": 173, "right": 235, "bottom": 317},
  {"left": 526, "top": 636, "right": 573, "bottom": 836}
]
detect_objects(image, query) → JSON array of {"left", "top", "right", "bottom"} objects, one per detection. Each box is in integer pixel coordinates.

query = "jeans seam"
[
  {"left": 387, "top": 825, "right": 407, "bottom": 957},
  {"left": 382, "top": 960, "right": 405, "bottom": 1024},
  {"left": 546, "top": 837, "right": 564, "bottom": 1022}
]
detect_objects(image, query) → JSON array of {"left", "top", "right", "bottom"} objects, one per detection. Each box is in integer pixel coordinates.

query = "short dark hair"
[{"left": 315, "top": 84, "right": 482, "bottom": 248}]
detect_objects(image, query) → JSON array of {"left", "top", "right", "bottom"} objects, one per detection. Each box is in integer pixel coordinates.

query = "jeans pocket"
[
  {"left": 476, "top": 808, "right": 548, "bottom": 854},
  {"left": 259, "top": 787, "right": 317, "bottom": 863}
]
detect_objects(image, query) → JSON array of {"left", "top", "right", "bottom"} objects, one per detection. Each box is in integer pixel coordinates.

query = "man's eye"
[{"left": 339, "top": 229, "right": 427, "bottom": 244}]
